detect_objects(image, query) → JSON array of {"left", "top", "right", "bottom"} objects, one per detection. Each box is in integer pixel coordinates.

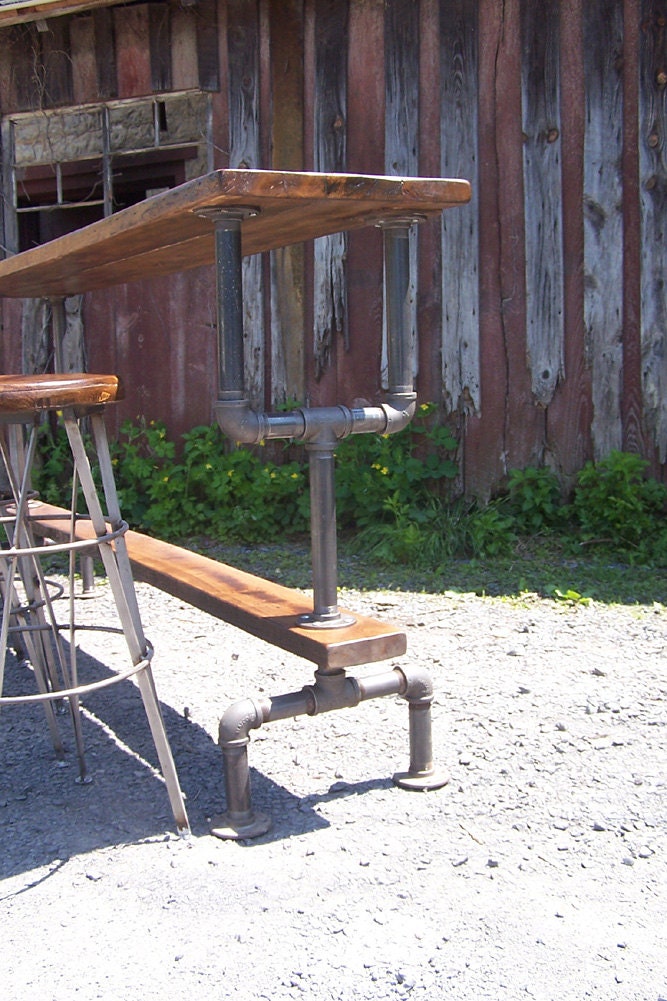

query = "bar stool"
[{"left": 0, "top": 373, "right": 189, "bottom": 834}]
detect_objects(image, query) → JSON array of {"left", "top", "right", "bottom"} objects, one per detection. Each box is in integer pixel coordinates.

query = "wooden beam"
[{"left": 0, "top": 0, "right": 123, "bottom": 30}]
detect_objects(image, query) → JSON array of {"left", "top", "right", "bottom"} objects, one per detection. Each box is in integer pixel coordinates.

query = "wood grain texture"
[
  {"left": 440, "top": 0, "right": 480, "bottom": 414},
  {"left": 384, "top": 0, "right": 418, "bottom": 389},
  {"left": 584, "top": 0, "right": 624, "bottom": 458},
  {"left": 70, "top": 15, "right": 98, "bottom": 103},
  {"left": 0, "top": 170, "right": 469, "bottom": 298},
  {"left": 621, "top": 0, "right": 645, "bottom": 458},
  {"left": 521, "top": 0, "right": 564, "bottom": 406},
  {"left": 345, "top": 0, "right": 385, "bottom": 403},
  {"left": 40, "top": 17, "right": 72, "bottom": 106},
  {"left": 269, "top": 0, "right": 305, "bottom": 404},
  {"left": 29, "top": 503, "right": 407, "bottom": 671},
  {"left": 93, "top": 7, "right": 117, "bottom": 99},
  {"left": 639, "top": 0, "right": 667, "bottom": 461},
  {"left": 0, "top": 372, "right": 120, "bottom": 412},
  {"left": 416, "top": 0, "right": 443, "bottom": 406},
  {"left": 148, "top": 1, "right": 172, "bottom": 93},
  {"left": 195, "top": 0, "right": 220, "bottom": 91},
  {"left": 114, "top": 4, "right": 151, "bottom": 99},
  {"left": 313, "top": 0, "right": 348, "bottom": 377},
  {"left": 548, "top": 0, "right": 591, "bottom": 480},
  {"left": 227, "top": 0, "right": 264, "bottom": 407},
  {"left": 170, "top": 6, "right": 199, "bottom": 91}
]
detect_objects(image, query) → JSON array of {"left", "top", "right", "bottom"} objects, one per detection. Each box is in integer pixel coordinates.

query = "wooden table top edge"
[{"left": 0, "top": 169, "right": 471, "bottom": 298}]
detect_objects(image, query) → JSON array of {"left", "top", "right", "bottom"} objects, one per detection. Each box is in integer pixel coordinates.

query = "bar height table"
[
  {"left": 0, "top": 169, "right": 470, "bottom": 628},
  {"left": 0, "top": 169, "right": 471, "bottom": 835}
]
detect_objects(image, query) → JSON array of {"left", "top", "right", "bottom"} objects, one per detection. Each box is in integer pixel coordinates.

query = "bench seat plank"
[
  {"left": 29, "top": 503, "right": 407, "bottom": 671},
  {"left": 0, "top": 169, "right": 470, "bottom": 298}
]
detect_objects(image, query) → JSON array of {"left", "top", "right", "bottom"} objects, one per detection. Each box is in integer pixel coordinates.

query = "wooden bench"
[{"left": 28, "top": 503, "right": 406, "bottom": 672}]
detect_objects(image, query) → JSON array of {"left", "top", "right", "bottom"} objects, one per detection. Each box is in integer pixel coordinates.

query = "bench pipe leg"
[{"left": 210, "top": 664, "right": 447, "bottom": 840}]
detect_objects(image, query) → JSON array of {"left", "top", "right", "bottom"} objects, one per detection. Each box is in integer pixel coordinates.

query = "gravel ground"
[{"left": 1, "top": 569, "right": 666, "bottom": 1001}]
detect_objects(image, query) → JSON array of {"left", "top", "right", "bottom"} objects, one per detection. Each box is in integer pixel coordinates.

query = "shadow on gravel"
[
  {"left": 235, "top": 776, "right": 393, "bottom": 847},
  {"left": 0, "top": 645, "right": 330, "bottom": 881}
]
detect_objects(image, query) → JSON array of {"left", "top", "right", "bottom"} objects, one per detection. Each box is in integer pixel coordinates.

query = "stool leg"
[
  {"left": 0, "top": 427, "right": 68, "bottom": 760},
  {"left": 64, "top": 412, "right": 190, "bottom": 833}
]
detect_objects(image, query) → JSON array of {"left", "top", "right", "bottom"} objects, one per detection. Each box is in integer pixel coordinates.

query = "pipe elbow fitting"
[
  {"left": 218, "top": 697, "right": 267, "bottom": 746},
  {"left": 214, "top": 399, "right": 267, "bottom": 445},
  {"left": 381, "top": 393, "right": 417, "bottom": 435},
  {"left": 395, "top": 664, "right": 434, "bottom": 705}
]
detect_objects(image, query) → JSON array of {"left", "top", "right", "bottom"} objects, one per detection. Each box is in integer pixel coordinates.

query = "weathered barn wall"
[{"left": 0, "top": 0, "right": 666, "bottom": 498}]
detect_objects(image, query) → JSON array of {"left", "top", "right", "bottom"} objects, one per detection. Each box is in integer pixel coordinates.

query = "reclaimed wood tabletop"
[{"left": 0, "top": 169, "right": 470, "bottom": 298}]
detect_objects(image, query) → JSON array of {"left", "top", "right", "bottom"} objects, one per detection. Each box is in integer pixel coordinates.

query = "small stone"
[
  {"left": 622, "top": 857, "right": 635, "bottom": 866},
  {"left": 487, "top": 858, "right": 499, "bottom": 868}
]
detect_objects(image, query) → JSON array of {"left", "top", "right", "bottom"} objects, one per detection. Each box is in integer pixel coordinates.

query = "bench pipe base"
[{"left": 210, "top": 663, "right": 448, "bottom": 841}]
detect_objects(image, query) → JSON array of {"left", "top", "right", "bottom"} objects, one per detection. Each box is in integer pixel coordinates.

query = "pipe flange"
[
  {"left": 194, "top": 205, "right": 260, "bottom": 223},
  {"left": 393, "top": 767, "right": 450, "bottom": 791},
  {"left": 297, "top": 611, "right": 356, "bottom": 630},
  {"left": 375, "top": 214, "right": 428, "bottom": 229},
  {"left": 210, "top": 810, "right": 272, "bottom": 840}
]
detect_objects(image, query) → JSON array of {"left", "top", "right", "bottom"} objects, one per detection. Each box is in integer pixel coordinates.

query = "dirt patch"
[{"left": 1, "top": 575, "right": 666, "bottom": 1000}]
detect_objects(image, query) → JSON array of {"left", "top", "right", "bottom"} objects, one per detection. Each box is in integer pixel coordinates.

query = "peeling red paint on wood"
[
  {"left": 345, "top": 0, "right": 384, "bottom": 404},
  {"left": 114, "top": 4, "right": 151, "bottom": 99}
]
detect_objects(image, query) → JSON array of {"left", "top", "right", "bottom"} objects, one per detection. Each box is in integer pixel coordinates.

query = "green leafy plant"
[
  {"left": 571, "top": 450, "right": 667, "bottom": 559},
  {"left": 335, "top": 402, "right": 458, "bottom": 531},
  {"left": 507, "top": 465, "right": 563, "bottom": 534}
]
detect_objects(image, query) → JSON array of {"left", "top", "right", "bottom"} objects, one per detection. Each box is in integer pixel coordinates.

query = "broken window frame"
[{"left": 1, "top": 90, "right": 214, "bottom": 255}]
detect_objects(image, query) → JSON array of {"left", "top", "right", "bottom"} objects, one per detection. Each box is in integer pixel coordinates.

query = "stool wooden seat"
[
  {"left": 0, "top": 373, "right": 189, "bottom": 834},
  {"left": 0, "top": 373, "right": 121, "bottom": 416}
]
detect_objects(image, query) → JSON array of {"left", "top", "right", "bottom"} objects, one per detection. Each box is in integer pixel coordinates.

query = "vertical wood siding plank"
[
  {"left": 196, "top": 0, "right": 220, "bottom": 92},
  {"left": 93, "top": 8, "right": 117, "bottom": 99},
  {"left": 313, "top": 0, "right": 348, "bottom": 378},
  {"left": 149, "top": 2, "right": 172, "bottom": 92},
  {"left": 171, "top": 8, "right": 199, "bottom": 91},
  {"left": 114, "top": 5, "right": 152, "bottom": 99},
  {"left": 0, "top": 30, "right": 19, "bottom": 112},
  {"left": 584, "top": 0, "right": 624, "bottom": 457},
  {"left": 12, "top": 25, "right": 41, "bottom": 111},
  {"left": 40, "top": 18, "right": 72, "bottom": 108},
  {"left": 92, "top": 8, "right": 117, "bottom": 98},
  {"left": 227, "top": 0, "right": 264, "bottom": 407},
  {"left": 548, "top": 0, "right": 591, "bottom": 477},
  {"left": 521, "top": 0, "right": 564, "bottom": 406},
  {"left": 70, "top": 15, "right": 98, "bottom": 104},
  {"left": 269, "top": 0, "right": 305, "bottom": 404},
  {"left": 384, "top": 0, "right": 419, "bottom": 389},
  {"left": 345, "top": 0, "right": 384, "bottom": 402},
  {"left": 621, "top": 0, "right": 645, "bottom": 456},
  {"left": 440, "top": 0, "right": 480, "bottom": 414},
  {"left": 417, "top": 0, "right": 443, "bottom": 408},
  {"left": 639, "top": 0, "right": 667, "bottom": 460}
]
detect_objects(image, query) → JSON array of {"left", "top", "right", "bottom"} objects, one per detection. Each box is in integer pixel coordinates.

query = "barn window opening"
[{"left": 2, "top": 91, "right": 212, "bottom": 254}]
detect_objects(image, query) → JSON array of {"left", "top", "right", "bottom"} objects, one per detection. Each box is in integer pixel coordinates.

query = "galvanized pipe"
[
  {"left": 299, "top": 438, "right": 355, "bottom": 627},
  {"left": 211, "top": 663, "right": 447, "bottom": 840},
  {"left": 213, "top": 217, "right": 245, "bottom": 397},
  {"left": 383, "top": 221, "right": 415, "bottom": 396},
  {"left": 392, "top": 663, "right": 450, "bottom": 791},
  {"left": 206, "top": 212, "right": 422, "bottom": 629}
]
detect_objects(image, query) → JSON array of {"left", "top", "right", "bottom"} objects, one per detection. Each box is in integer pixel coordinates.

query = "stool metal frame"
[{"left": 0, "top": 375, "right": 189, "bottom": 834}]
